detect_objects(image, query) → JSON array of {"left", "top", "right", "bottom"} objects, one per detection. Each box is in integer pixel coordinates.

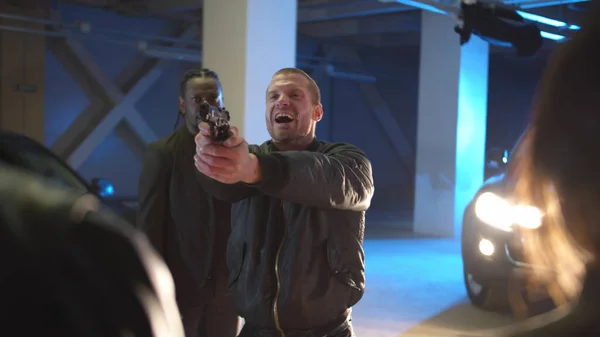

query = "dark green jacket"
[{"left": 197, "top": 139, "right": 375, "bottom": 331}]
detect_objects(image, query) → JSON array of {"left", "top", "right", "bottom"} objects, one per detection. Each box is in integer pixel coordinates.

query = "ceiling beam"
[
  {"left": 120, "top": 0, "right": 203, "bottom": 13},
  {"left": 298, "top": 1, "right": 414, "bottom": 23},
  {"left": 299, "top": 11, "right": 419, "bottom": 38}
]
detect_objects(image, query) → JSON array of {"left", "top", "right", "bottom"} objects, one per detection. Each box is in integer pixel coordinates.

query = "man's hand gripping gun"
[{"left": 196, "top": 101, "right": 231, "bottom": 142}]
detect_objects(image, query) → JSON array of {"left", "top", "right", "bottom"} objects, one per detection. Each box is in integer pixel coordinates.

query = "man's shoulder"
[
  {"left": 148, "top": 131, "right": 182, "bottom": 152},
  {"left": 148, "top": 138, "right": 166, "bottom": 151},
  {"left": 249, "top": 139, "right": 368, "bottom": 158},
  {"left": 248, "top": 141, "right": 271, "bottom": 154},
  {"left": 144, "top": 132, "right": 182, "bottom": 164},
  {"left": 315, "top": 140, "right": 367, "bottom": 156}
]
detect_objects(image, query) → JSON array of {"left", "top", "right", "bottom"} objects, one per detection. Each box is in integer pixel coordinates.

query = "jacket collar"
[{"left": 266, "top": 138, "right": 319, "bottom": 152}]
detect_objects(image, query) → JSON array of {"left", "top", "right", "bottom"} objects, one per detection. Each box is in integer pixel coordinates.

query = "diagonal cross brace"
[
  {"left": 59, "top": 24, "right": 198, "bottom": 169},
  {"left": 329, "top": 45, "right": 415, "bottom": 177}
]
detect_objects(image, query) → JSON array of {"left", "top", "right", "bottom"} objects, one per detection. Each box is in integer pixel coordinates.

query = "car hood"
[
  {"left": 477, "top": 173, "right": 512, "bottom": 196},
  {"left": 482, "top": 173, "right": 506, "bottom": 187}
]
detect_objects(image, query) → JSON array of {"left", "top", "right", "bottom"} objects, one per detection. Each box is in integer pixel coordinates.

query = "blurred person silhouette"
[
  {"left": 0, "top": 164, "right": 184, "bottom": 337},
  {"left": 497, "top": 1, "right": 600, "bottom": 336}
]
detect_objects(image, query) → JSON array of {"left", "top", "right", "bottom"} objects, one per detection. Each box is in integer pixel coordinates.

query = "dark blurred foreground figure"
[
  {"left": 0, "top": 164, "right": 185, "bottom": 337},
  {"left": 500, "top": 2, "right": 600, "bottom": 336}
]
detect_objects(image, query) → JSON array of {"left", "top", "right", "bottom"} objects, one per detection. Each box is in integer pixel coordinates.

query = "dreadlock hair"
[{"left": 174, "top": 68, "right": 221, "bottom": 129}]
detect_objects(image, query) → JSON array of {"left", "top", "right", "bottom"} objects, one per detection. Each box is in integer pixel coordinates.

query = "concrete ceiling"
[{"left": 59, "top": 0, "right": 589, "bottom": 56}]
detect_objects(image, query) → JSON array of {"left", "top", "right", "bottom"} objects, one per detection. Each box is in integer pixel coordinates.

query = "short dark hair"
[
  {"left": 179, "top": 68, "right": 220, "bottom": 97},
  {"left": 271, "top": 67, "right": 321, "bottom": 105}
]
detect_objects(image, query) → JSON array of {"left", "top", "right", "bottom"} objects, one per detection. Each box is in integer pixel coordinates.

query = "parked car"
[
  {"left": 0, "top": 132, "right": 136, "bottom": 224},
  {"left": 461, "top": 134, "right": 546, "bottom": 311}
]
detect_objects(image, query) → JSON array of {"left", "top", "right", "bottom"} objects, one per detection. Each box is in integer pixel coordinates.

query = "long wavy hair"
[{"left": 510, "top": 1, "right": 600, "bottom": 305}]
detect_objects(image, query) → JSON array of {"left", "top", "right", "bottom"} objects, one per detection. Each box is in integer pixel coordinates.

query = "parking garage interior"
[{"left": 0, "top": 0, "right": 590, "bottom": 336}]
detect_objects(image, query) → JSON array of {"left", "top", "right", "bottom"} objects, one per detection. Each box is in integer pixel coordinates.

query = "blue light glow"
[
  {"left": 520, "top": 0, "right": 589, "bottom": 9},
  {"left": 516, "top": 10, "right": 575, "bottom": 41},
  {"left": 102, "top": 184, "right": 115, "bottom": 197},
  {"left": 399, "top": 0, "right": 447, "bottom": 14},
  {"left": 516, "top": 10, "right": 567, "bottom": 28},
  {"left": 94, "top": 179, "right": 115, "bottom": 198},
  {"left": 540, "top": 31, "right": 566, "bottom": 41}
]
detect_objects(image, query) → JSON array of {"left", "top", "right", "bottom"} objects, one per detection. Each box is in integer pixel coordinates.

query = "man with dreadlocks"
[{"left": 137, "top": 68, "right": 238, "bottom": 337}]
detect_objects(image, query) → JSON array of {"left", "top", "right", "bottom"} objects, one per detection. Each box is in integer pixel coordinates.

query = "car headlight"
[{"left": 474, "top": 192, "right": 543, "bottom": 232}]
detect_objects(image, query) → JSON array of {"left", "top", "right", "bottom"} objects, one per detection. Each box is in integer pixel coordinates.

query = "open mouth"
[{"left": 274, "top": 112, "right": 295, "bottom": 124}]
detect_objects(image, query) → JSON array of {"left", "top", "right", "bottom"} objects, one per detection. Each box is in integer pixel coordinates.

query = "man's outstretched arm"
[
  {"left": 194, "top": 170, "right": 256, "bottom": 202},
  {"left": 244, "top": 143, "right": 374, "bottom": 211}
]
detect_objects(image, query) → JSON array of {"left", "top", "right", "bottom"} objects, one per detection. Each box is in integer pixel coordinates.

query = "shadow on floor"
[
  {"left": 397, "top": 297, "right": 557, "bottom": 337},
  {"left": 397, "top": 300, "right": 516, "bottom": 337}
]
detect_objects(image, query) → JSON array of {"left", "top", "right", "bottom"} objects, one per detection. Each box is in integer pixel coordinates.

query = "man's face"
[
  {"left": 265, "top": 73, "right": 322, "bottom": 143},
  {"left": 179, "top": 77, "right": 223, "bottom": 132}
]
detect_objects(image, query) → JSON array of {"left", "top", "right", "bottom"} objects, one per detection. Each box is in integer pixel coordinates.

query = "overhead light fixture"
[
  {"left": 516, "top": 11, "right": 581, "bottom": 31},
  {"left": 382, "top": 0, "right": 573, "bottom": 45},
  {"left": 515, "top": 10, "right": 577, "bottom": 41},
  {"left": 516, "top": 10, "right": 567, "bottom": 28},
  {"left": 540, "top": 31, "right": 566, "bottom": 41},
  {"left": 518, "top": 0, "right": 588, "bottom": 9}
]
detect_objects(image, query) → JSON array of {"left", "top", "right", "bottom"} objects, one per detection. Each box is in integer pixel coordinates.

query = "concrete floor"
[{"left": 351, "top": 231, "right": 520, "bottom": 337}]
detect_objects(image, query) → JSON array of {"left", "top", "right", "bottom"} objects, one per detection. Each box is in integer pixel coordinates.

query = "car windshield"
[
  {"left": 20, "top": 151, "right": 89, "bottom": 192},
  {"left": 0, "top": 139, "right": 89, "bottom": 194}
]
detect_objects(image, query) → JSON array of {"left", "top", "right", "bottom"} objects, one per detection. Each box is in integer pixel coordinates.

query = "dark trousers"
[{"left": 180, "top": 293, "right": 239, "bottom": 337}]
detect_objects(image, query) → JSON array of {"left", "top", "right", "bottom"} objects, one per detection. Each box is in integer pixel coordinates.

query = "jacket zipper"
[{"left": 273, "top": 200, "right": 287, "bottom": 337}]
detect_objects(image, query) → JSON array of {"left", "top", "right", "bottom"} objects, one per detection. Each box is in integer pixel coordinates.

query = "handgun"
[{"left": 196, "top": 100, "right": 231, "bottom": 142}]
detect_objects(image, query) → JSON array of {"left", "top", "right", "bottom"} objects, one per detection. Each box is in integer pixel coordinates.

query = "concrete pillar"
[
  {"left": 202, "top": 0, "right": 298, "bottom": 145},
  {"left": 413, "top": 11, "right": 489, "bottom": 238}
]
